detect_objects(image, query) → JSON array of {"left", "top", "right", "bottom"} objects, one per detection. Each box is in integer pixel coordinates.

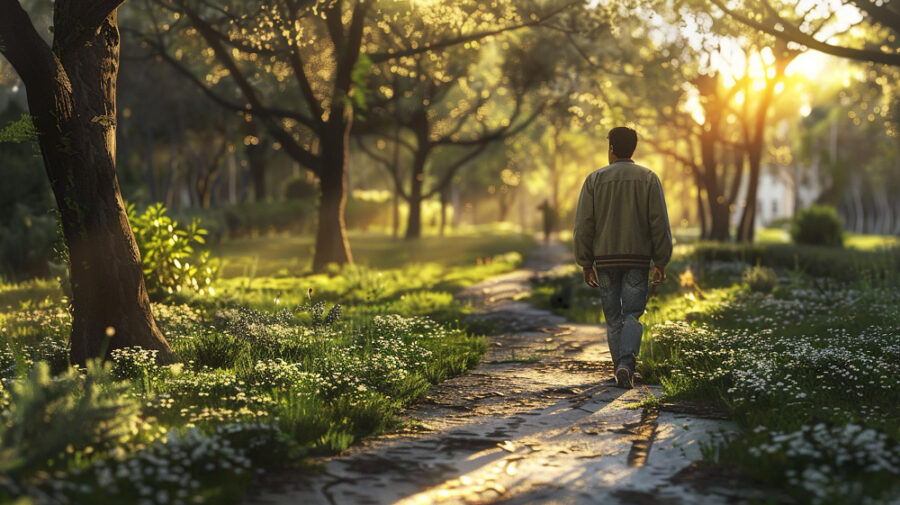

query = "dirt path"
[{"left": 247, "top": 244, "right": 742, "bottom": 505}]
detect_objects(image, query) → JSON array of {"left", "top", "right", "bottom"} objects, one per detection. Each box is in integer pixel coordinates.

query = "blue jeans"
[{"left": 595, "top": 268, "right": 649, "bottom": 371}]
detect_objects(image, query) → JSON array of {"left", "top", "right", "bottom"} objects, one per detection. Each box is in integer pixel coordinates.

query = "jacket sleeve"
[
  {"left": 573, "top": 175, "right": 595, "bottom": 268},
  {"left": 648, "top": 173, "right": 673, "bottom": 267}
]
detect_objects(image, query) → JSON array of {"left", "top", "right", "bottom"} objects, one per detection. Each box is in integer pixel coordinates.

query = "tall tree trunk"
[
  {"left": 246, "top": 131, "right": 268, "bottom": 202},
  {"left": 738, "top": 144, "right": 762, "bottom": 243},
  {"left": 392, "top": 191, "right": 400, "bottom": 239},
  {"left": 391, "top": 128, "right": 401, "bottom": 239},
  {"left": 439, "top": 187, "right": 448, "bottom": 238},
  {"left": 700, "top": 134, "right": 731, "bottom": 241},
  {"left": 0, "top": 5, "right": 174, "bottom": 365},
  {"left": 313, "top": 120, "right": 353, "bottom": 271},
  {"left": 405, "top": 147, "right": 427, "bottom": 239},
  {"left": 694, "top": 171, "right": 709, "bottom": 239},
  {"left": 405, "top": 113, "right": 430, "bottom": 240}
]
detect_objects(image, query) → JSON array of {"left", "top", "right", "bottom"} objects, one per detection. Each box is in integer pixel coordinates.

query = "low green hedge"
[
  {"left": 691, "top": 242, "right": 900, "bottom": 283},
  {"left": 170, "top": 200, "right": 318, "bottom": 243}
]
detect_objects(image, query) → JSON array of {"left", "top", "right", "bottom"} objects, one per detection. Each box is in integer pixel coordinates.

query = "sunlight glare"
[{"left": 786, "top": 52, "right": 827, "bottom": 79}]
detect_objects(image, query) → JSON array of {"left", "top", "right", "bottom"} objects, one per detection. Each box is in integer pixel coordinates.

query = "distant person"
[
  {"left": 537, "top": 199, "right": 556, "bottom": 244},
  {"left": 573, "top": 126, "right": 672, "bottom": 389}
]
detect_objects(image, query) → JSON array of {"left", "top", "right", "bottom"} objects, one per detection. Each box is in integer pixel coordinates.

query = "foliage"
[
  {"left": 0, "top": 362, "right": 140, "bottom": 479},
  {"left": 0, "top": 114, "right": 37, "bottom": 144},
  {"left": 640, "top": 283, "right": 900, "bottom": 504},
  {"left": 0, "top": 204, "right": 58, "bottom": 280},
  {"left": 128, "top": 203, "right": 218, "bottom": 300},
  {"left": 178, "top": 330, "right": 250, "bottom": 370},
  {"left": 691, "top": 242, "right": 899, "bottom": 284},
  {"left": 791, "top": 206, "right": 844, "bottom": 247},
  {"left": 0, "top": 233, "right": 528, "bottom": 503},
  {"left": 535, "top": 244, "right": 900, "bottom": 504},
  {"left": 741, "top": 265, "right": 778, "bottom": 293},
  {"left": 169, "top": 201, "right": 319, "bottom": 244},
  {"left": 282, "top": 175, "right": 318, "bottom": 201}
]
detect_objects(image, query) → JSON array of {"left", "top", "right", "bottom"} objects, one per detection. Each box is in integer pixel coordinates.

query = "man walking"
[{"left": 573, "top": 126, "right": 672, "bottom": 389}]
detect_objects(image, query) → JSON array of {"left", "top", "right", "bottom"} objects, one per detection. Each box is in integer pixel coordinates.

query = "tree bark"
[
  {"left": 405, "top": 148, "right": 428, "bottom": 239},
  {"left": 245, "top": 121, "right": 269, "bottom": 202},
  {"left": 439, "top": 187, "right": 449, "bottom": 237},
  {"left": 697, "top": 184, "right": 708, "bottom": 240},
  {"left": 405, "top": 112, "right": 431, "bottom": 240},
  {"left": 313, "top": 120, "right": 354, "bottom": 271},
  {"left": 0, "top": 3, "right": 174, "bottom": 365},
  {"left": 699, "top": 131, "right": 731, "bottom": 241},
  {"left": 737, "top": 141, "right": 762, "bottom": 243}
]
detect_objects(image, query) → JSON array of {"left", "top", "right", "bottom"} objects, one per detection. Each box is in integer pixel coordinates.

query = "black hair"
[{"left": 608, "top": 126, "right": 638, "bottom": 158}]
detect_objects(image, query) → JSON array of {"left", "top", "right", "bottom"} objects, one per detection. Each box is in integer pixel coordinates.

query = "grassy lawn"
[
  {"left": 531, "top": 241, "right": 900, "bottom": 504},
  {"left": 210, "top": 230, "right": 536, "bottom": 278},
  {"left": 0, "top": 232, "right": 534, "bottom": 504},
  {"left": 755, "top": 226, "right": 900, "bottom": 251}
]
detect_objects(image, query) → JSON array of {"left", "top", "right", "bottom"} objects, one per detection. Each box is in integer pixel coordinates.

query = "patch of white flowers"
[
  {"left": 22, "top": 427, "right": 253, "bottom": 505},
  {"left": 652, "top": 283, "right": 900, "bottom": 503},
  {"left": 752, "top": 424, "right": 899, "bottom": 505}
]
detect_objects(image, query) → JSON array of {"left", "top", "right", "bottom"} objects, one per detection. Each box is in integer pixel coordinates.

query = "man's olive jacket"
[{"left": 573, "top": 159, "right": 673, "bottom": 270}]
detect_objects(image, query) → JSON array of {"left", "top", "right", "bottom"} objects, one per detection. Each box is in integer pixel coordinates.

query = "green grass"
[
  {"left": 210, "top": 230, "right": 536, "bottom": 278},
  {"left": 0, "top": 231, "right": 533, "bottom": 504},
  {"left": 0, "top": 278, "right": 64, "bottom": 313},
  {"left": 754, "top": 227, "right": 899, "bottom": 251},
  {"left": 844, "top": 232, "right": 900, "bottom": 250},
  {"left": 532, "top": 243, "right": 900, "bottom": 504}
]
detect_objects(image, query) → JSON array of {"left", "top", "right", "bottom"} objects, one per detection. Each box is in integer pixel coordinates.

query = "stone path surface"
[{"left": 247, "top": 244, "right": 746, "bottom": 505}]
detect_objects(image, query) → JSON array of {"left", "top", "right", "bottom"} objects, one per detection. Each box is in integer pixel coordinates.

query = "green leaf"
[{"left": 0, "top": 114, "right": 38, "bottom": 144}]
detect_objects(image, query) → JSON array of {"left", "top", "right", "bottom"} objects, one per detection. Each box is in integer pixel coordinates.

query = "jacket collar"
[{"left": 612, "top": 158, "right": 634, "bottom": 164}]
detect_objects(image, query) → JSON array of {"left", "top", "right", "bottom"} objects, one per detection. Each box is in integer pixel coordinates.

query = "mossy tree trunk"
[{"left": 0, "top": 0, "right": 174, "bottom": 365}]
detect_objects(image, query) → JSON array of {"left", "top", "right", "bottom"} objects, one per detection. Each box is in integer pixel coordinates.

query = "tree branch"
[
  {"left": 355, "top": 135, "right": 410, "bottom": 200},
  {"left": 710, "top": 0, "right": 900, "bottom": 66},
  {"left": 181, "top": 3, "right": 323, "bottom": 173},
  {"left": 0, "top": 0, "right": 57, "bottom": 89},
  {"left": 53, "top": 0, "right": 127, "bottom": 53},
  {"left": 424, "top": 143, "right": 488, "bottom": 198},
  {"left": 851, "top": 0, "right": 900, "bottom": 34},
  {"left": 124, "top": 27, "right": 318, "bottom": 128},
  {"left": 369, "top": 1, "right": 579, "bottom": 63}
]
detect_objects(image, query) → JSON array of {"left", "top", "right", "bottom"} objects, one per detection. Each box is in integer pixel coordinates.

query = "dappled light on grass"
[
  {"left": 209, "top": 231, "right": 535, "bottom": 278},
  {"left": 0, "top": 236, "right": 534, "bottom": 503},
  {"left": 534, "top": 242, "right": 900, "bottom": 504}
]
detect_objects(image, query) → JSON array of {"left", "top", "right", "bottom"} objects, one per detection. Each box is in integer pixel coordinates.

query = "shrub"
[
  {"left": 0, "top": 204, "right": 58, "bottom": 280},
  {"left": 128, "top": 203, "right": 219, "bottom": 300},
  {"left": 283, "top": 175, "right": 318, "bottom": 201},
  {"left": 0, "top": 362, "right": 140, "bottom": 478},
  {"left": 791, "top": 205, "right": 843, "bottom": 247},
  {"left": 110, "top": 346, "right": 160, "bottom": 381},
  {"left": 28, "top": 428, "right": 252, "bottom": 505},
  {"left": 178, "top": 331, "right": 250, "bottom": 370},
  {"left": 742, "top": 265, "right": 779, "bottom": 293},
  {"left": 692, "top": 242, "right": 900, "bottom": 284}
]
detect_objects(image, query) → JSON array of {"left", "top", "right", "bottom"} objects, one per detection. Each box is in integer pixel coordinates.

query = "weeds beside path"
[{"left": 246, "top": 244, "right": 746, "bottom": 505}]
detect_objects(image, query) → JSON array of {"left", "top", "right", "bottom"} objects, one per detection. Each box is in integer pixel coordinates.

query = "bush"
[
  {"left": 742, "top": 265, "right": 779, "bottom": 293},
  {"left": 128, "top": 203, "right": 219, "bottom": 300},
  {"left": 345, "top": 198, "right": 390, "bottom": 230},
  {"left": 222, "top": 201, "right": 317, "bottom": 237},
  {"left": 0, "top": 362, "right": 140, "bottom": 478},
  {"left": 791, "top": 205, "right": 843, "bottom": 247},
  {"left": 692, "top": 242, "right": 900, "bottom": 284},
  {"left": 178, "top": 331, "right": 250, "bottom": 370},
  {"left": 283, "top": 175, "right": 318, "bottom": 201},
  {"left": 0, "top": 204, "right": 57, "bottom": 280}
]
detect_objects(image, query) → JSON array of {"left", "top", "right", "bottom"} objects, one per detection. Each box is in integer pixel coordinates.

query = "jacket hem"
[{"left": 593, "top": 254, "right": 651, "bottom": 270}]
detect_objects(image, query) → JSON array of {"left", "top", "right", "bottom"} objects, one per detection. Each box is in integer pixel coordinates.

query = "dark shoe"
[{"left": 615, "top": 367, "right": 634, "bottom": 389}]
